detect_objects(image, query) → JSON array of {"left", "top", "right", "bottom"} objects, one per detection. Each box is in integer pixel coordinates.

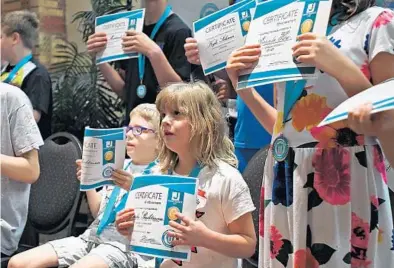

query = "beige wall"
[
  {"left": 65, "top": 0, "right": 92, "bottom": 52},
  {"left": 65, "top": 0, "right": 142, "bottom": 52}
]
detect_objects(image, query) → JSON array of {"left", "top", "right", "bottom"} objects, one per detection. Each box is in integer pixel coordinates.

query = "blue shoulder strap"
[{"left": 96, "top": 160, "right": 158, "bottom": 235}]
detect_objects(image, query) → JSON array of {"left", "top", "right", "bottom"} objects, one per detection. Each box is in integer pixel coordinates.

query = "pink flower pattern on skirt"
[
  {"left": 259, "top": 187, "right": 265, "bottom": 237},
  {"left": 270, "top": 226, "right": 284, "bottom": 259},
  {"left": 312, "top": 148, "right": 351, "bottom": 205},
  {"left": 351, "top": 212, "right": 372, "bottom": 267},
  {"left": 373, "top": 146, "right": 387, "bottom": 184}
]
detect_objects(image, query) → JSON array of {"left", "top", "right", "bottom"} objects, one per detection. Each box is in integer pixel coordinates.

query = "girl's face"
[
  {"left": 160, "top": 105, "right": 192, "bottom": 155},
  {"left": 126, "top": 115, "right": 158, "bottom": 164}
]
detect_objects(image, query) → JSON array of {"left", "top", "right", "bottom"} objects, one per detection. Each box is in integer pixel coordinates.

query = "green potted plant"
[{"left": 50, "top": 0, "right": 132, "bottom": 140}]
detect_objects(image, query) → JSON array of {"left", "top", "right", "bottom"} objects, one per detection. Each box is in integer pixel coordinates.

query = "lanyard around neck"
[
  {"left": 138, "top": 5, "right": 172, "bottom": 84},
  {"left": 168, "top": 163, "right": 203, "bottom": 178},
  {"left": 96, "top": 160, "right": 158, "bottom": 235},
  {"left": 2, "top": 54, "right": 32, "bottom": 84}
]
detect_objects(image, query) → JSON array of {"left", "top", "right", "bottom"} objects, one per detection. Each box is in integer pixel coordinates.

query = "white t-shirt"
[{"left": 159, "top": 160, "right": 255, "bottom": 268}]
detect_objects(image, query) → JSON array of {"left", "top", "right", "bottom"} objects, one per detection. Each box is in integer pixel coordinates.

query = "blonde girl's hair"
[
  {"left": 155, "top": 82, "right": 238, "bottom": 172},
  {"left": 129, "top": 103, "right": 160, "bottom": 133}
]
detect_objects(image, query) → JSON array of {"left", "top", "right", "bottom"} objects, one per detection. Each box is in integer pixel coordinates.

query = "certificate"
[
  {"left": 237, "top": 0, "right": 332, "bottom": 89},
  {"left": 319, "top": 79, "right": 394, "bottom": 127},
  {"left": 193, "top": 0, "right": 256, "bottom": 75},
  {"left": 95, "top": 9, "right": 145, "bottom": 64},
  {"left": 80, "top": 127, "right": 126, "bottom": 190},
  {"left": 127, "top": 175, "right": 198, "bottom": 261}
]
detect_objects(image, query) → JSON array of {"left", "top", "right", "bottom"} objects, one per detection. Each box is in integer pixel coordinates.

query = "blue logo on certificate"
[{"left": 161, "top": 230, "right": 175, "bottom": 248}]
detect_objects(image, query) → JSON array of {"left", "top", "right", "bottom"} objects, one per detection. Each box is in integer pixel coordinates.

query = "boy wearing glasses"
[{"left": 9, "top": 104, "right": 160, "bottom": 268}]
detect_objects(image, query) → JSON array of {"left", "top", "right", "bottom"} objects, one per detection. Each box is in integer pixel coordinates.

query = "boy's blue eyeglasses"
[{"left": 126, "top": 126, "right": 155, "bottom": 136}]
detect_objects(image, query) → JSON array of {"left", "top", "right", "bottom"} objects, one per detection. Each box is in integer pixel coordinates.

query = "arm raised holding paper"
[
  {"left": 291, "top": 33, "right": 372, "bottom": 97},
  {"left": 87, "top": 32, "right": 126, "bottom": 98},
  {"left": 226, "top": 44, "right": 277, "bottom": 134},
  {"left": 87, "top": 30, "right": 183, "bottom": 98},
  {"left": 122, "top": 30, "right": 183, "bottom": 87}
]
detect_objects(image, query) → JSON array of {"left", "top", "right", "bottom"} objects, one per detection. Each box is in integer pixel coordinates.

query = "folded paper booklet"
[
  {"left": 80, "top": 127, "right": 126, "bottom": 190},
  {"left": 96, "top": 9, "right": 145, "bottom": 64},
  {"left": 319, "top": 79, "right": 394, "bottom": 127},
  {"left": 127, "top": 175, "right": 198, "bottom": 262},
  {"left": 193, "top": 0, "right": 256, "bottom": 75},
  {"left": 237, "top": 0, "right": 332, "bottom": 89}
]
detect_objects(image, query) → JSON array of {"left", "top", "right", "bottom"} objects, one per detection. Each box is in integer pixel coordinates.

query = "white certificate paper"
[
  {"left": 127, "top": 175, "right": 198, "bottom": 261},
  {"left": 95, "top": 9, "right": 145, "bottom": 64},
  {"left": 80, "top": 127, "right": 126, "bottom": 191},
  {"left": 237, "top": 0, "right": 332, "bottom": 89},
  {"left": 319, "top": 79, "right": 394, "bottom": 127},
  {"left": 193, "top": 0, "right": 256, "bottom": 75}
]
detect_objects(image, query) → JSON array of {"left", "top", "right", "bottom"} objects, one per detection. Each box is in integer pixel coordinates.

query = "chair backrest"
[
  {"left": 28, "top": 132, "right": 82, "bottom": 234},
  {"left": 242, "top": 146, "right": 270, "bottom": 267}
]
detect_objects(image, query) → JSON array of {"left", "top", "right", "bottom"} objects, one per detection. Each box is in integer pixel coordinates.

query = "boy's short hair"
[
  {"left": 129, "top": 103, "right": 160, "bottom": 132},
  {"left": 2, "top": 10, "right": 39, "bottom": 49}
]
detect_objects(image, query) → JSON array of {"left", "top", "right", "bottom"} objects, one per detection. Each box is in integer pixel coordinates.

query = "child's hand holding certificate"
[
  {"left": 319, "top": 79, "right": 394, "bottom": 127},
  {"left": 95, "top": 9, "right": 145, "bottom": 64},
  {"left": 126, "top": 175, "right": 198, "bottom": 262},
  {"left": 237, "top": 0, "right": 333, "bottom": 89}
]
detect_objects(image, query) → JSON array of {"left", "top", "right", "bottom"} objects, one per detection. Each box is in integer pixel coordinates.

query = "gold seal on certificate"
[
  {"left": 104, "top": 151, "right": 114, "bottom": 161},
  {"left": 301, "top": 19, "right": 313, "bottom": 33},
  {"left": 242, "top": 20, "right": 251, "bottom": 31},
  {"left": 168, "top": 207, "right": 180, "bottom": 220}
]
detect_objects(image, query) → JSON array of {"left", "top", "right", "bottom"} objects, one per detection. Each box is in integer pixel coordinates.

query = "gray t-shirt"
[{"left": 1, "top": 82, "right": 44, "bottom": 255}]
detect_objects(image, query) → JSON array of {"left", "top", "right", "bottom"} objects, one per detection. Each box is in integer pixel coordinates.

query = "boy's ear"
[{"left": 11, "top": 32, "right": 21, "bottom": 45}]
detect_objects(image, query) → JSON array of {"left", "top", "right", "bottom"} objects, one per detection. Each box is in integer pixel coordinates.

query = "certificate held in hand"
[
  {"left": 127, "top": 175, "right": 199, "bottom": 262},
  {"left": 80, "top": 127, "right": 126, "bottom": 190},
  {"left": 237, "top": 0, "right": 332, "bottom": 90},
  {"left": 193, "top": 0, "right": 256, "bottom": 75},
  {"left": 95, "top": 9, "right": 145, "bottom": 64}
]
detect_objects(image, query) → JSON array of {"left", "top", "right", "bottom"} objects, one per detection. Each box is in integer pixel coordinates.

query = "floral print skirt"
[{"left": 258, "top": 145, "right": 394, "bottom": 268}]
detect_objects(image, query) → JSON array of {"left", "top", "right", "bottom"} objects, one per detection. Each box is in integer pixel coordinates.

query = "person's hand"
[
  {"left": 76, "top": 159, "right": 82, "bottom": 181},
  {"left": 184, "top": 38, "right": 201, "bottom": 65},
  {"left": 214, "top": 79, "right": 231, "bottom": 101},
  {"left": 226, "top": 44, "right": 261, "bottom": 89},
  {"left": 347, "top": 103, "right": 394, "bottom": 138},
  {"left": 122, "top": 30, "right": 160, "bottom": 58},
  {"left": 87, "top": 32, "right": 107, "bottom": 56},
  {"left": 116, "top": 208, "right": 135, "bottom": 237},
  {"left": 112, "top": 169, "right": 134, "bottom": 191},
  {"left": 292, "top": 33, "right": 345, "bottom": 77},
  {"left": 168, "top": 213, "right": 212, "bottom": 247}
]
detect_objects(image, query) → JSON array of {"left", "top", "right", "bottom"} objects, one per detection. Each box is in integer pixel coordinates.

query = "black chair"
[
  {"left": 242, "top": 146, "right": 270, "bottom": 268},
  {"left": 1, "top": 132, "right": 83, "bottom": 267}
]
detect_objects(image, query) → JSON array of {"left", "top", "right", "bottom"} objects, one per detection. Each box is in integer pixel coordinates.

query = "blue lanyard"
[
  {"left": 2, "top": 54, "right": 32, "bottom": 84},
  {"left": 283, "top": 20, "right": 335, "bottom": 124},
  {"left": 167, "top": 163, "right": 203, "bottom": 177},
  {"left": 138, "top": 5, "right": 172, "bottom": 84},
  {"left": 96, "top": 160, "right": 158, "bottom": 235},
  {"left": 155, "top": 162, "right": 202, "bottom": 268}
]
